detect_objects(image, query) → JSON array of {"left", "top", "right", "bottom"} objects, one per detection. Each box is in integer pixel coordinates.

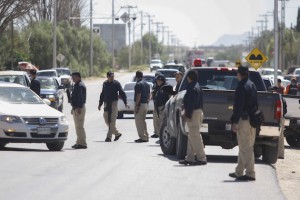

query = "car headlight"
[
  {"left": 61, "top": 116, "right": 68, "bottom": 124},
  {"left": 0, "top": 115, "right": 22, "bottom": 123}
]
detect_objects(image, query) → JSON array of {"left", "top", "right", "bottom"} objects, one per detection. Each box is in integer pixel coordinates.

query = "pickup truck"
[{"left": 160, "top": 67, "right": 283, "bottom": 164}]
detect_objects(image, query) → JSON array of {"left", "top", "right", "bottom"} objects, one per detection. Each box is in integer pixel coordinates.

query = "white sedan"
[
  {"left": 0, "top": 82, "right": 69, "bottom": 151},
  {"left": 117, "top": 82, "right": 154, "bottom": 119}
]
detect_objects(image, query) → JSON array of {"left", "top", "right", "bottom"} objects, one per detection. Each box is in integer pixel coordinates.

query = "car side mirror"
[
  {"left": 58, "top": 85, "right": 65, "bottom": 90},
  {"left": 43, "top": 99, "right": 51, "bottom": 106},
  {"left": 161, "top": 85, "right": 174, "bottom": 95}
]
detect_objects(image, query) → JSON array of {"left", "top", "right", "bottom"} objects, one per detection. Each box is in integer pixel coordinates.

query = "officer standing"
[
  {"left": 229, "top": 66, "right": 257, "bottom": 181},
  {"left": 134, "top": 70, "right": 150, "bottom": 143},
  {"left": 151, "top": 74, "right": 170, "bottom": 138},
  {"left": 285, "top": 77, "right": 299, "bottom": 95},
  {"left": 174, "top": 71, "right": 183, "bottom": 95},
  {"left": 179, "top": 70, "right": 207, "bottom": 166},
  {"left": 98, "top": 71, "right": 129, "bottom": 142},
  {"left": 70, "top": 72, "right": 87, "bottom": 149},
  {"left": 29, "top": 70, "right": 40, "bottom": 96}
]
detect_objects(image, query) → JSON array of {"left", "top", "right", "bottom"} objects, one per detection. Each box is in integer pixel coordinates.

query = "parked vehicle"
[
  {"left": 149, "top": 59, "right": 163, "bottom": 72},
  {"left": 0, "top": 82, "right": 68, "bottom": 151},
  {"left": 52, "top": 68, "right": 72, "bottom": 88},
  {"left": 36, "top": 77, "right": 64, "bottom": 112},
  {"left": 160, "top": 67, "right": 283, "bottom": 164},
  {"left": 287, "top": 66, "right": 299, "bottom": 75},
  {"left": 117, "top": 82, "right": 154, "bottom": 119},
  {"left": 37, "top": 69, "right": 61, "bottom": 85},
  {"left": 0, "top": 71, "right": 31, "bottom": 87},
  {"left": 163, "top": 63, "right": 186, "bottom": 73},
  {"left": 132, "top": 75, "right": 156, "bottom": 84},
  {"left": 156, "top": 69, "right": 178, "bottom": 86},
  {"left": 283, "top": 75, "right": 300, "bottom": 83}
]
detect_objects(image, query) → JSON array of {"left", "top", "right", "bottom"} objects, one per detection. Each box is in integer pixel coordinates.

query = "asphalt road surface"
[{"left": 0, "top": 72, "right": 285, "bottom": 200}]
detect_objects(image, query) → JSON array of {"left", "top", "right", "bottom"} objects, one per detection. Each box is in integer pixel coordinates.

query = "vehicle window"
[
  {"left": 0, "top": 87, "right": 43, "bottom": 104},
  {"left": 263, "top": 79, "right": 272, "bottom": 89},
  {"left": 56, "top": 69, "right": 71, "bottom": 76},
  {"left": 124, "top": 84, "right": 135, "bottom": 91},
  {"left": 157, "top": 71, "right": 177, "bottom": 78},
  {"left": 295, "top": 70, "right": 300, "bottom": 75},
  {"left": 180, "top": 70, "right": 266, "bottom": 92},
  {"left": 37, "top": 71, "right": 56, "bottom": 77},
  {"left": 0, "top": 75, "right": 26, "bottom": 86},
  {"left": 38, "top": 79, "right": 57, "bottom": 89},
  {"left": 151, "top": 61, "right": 161, "bottom": 64}
]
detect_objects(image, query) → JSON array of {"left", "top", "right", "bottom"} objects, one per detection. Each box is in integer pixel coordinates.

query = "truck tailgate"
[{"left": 203, "top": 90, "right": 280, "bottom": 125}]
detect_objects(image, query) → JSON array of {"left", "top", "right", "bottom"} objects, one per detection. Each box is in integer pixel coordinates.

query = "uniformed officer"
[
  {"left": 174, "top": 71, "right": 183, "bottom": 95},
  {"left": 134, "top": 70, "right": 150, "bottom": 143},
  {"left": 229, "top": 66, "right": 257, "bottom": 181},
  {"left": 179, "top": 70, "right": 207, "bottom": 166},
  {"left": 98, "top": 71, "right": 129, "bottom": 142},
  {"left": 285, "top": 77, "right": 299, "bottom": 95},
  {"left": 151, "top": 74, "right": 170, "bottom": 138},
  {"left": 29, "top": 70, "right": 40, "bottom": 96},
  {"left": 70, "top": 72, "right": 87, "bottom": 149}
]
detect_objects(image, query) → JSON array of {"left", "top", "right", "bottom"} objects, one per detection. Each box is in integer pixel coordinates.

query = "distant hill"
[{"left": 212, "top": 33, "right": 248, "bottom": 46}]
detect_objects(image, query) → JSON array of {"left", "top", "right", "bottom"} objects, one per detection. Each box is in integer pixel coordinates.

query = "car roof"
[
  {"left": 36, "top": 76, "right": 56, "bottom": 80},
  {"left": 0, "top": 81, "right": 26, "bottom": 88},
  {"left": 164, "top": 63, "right": 184, "bottom": 66},
  {"left": 157, "top": 69, "right": 179, "bottom": 72},
  {"left": 38, "top": 70, "right": 57, "bottom": 72},
  {"left": 0, "top": 71, "right": 27, "bottom": 75}
]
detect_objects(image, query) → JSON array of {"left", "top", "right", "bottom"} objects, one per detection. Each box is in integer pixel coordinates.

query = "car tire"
[
  {"left": 160, "top": 117, "right": 176, "bottom": 155},
  {"left": 117, "top": 112, "right": 124, "bottom": 119},
  {"left": 0, "top": 142, "right": 7, "bottom": 149},
  {"left": 176, "top": 123, "right": 187, "bottom": 159},
  {"left": 262, "top": 141, "right": 278, "bottom": 164},
  {"left": 286, "top": 135, "right": 300, "bottom": 147},
  {"left": 46, "top": 141, "right": 64, "bottom": 151},
  {"left": 254, "top": 145, "right": 262, "bottom": 158}
]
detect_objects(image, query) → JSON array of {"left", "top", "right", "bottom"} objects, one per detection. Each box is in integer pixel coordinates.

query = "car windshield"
[
  {"left": 0, "top": 75, "right": 26, "bottom": 86},
  {"left": 56, "top": 69, "right": 71, "bottom": 76},
  {"left": 37, "top": 71, "right": 57, "bottom": 77},
  {"left": 157, "top": 70, "right": 177, "bottom": 78},
  {"left": 0, "top": 87, "right": 44, "bottom": 104},
  {"left": 164, "top": 65, "right": 185, "bottom": 72},
  {"left": 294, "top": 70, "right": 300, "bottom": 75},
  {"left": 151, "top": 60, "right": 161, "bottom": 64},
  {"left": 38, "top": 78, "right": 57, "bottom": 90},
  {"left": 180, "top": 70, "right": 266, "bottom": 91}
]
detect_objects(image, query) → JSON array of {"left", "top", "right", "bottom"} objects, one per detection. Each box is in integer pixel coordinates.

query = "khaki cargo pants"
[
  {"left": 235, "top": 119, "right": 256, "bottom": 178},
  {"left": 135, "top": 103, "right": 149, "bottom": 140},
  {"left": 153, "top": 106, "right": 165, "bottom": 136},
  {"left": 103, "top": 101, "right": 121, "bottom": 139},
  {"left": 73, "top": 106, "right": 87, "bottom": 146},
  {"left": 186, "top": 109, "right": 207, "bottom": 162}
]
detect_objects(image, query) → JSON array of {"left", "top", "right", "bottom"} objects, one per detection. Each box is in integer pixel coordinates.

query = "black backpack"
[{"left": 249, "top": 105, "right": 264, "bottom": 129}]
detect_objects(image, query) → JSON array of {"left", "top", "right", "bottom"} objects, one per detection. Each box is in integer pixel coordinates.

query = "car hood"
[
  {"left": 40, "top": 89, "right": 57, "bottom": 95},
  {"left": 0, "top": 103, "right": 64, "bottom": 117}
]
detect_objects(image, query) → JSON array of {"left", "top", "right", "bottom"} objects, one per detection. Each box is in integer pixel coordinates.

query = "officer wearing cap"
[
  {"left": 179, "top": 69, "right": 206, "bottom": 166},
  {"left": 99, "top": 71, "right": 129, "bottom": 142},
  {"left": 69, "top": 72, "right": 87, "bottom": 149},
  {"left": 229, "top": 65, "right": 257, "bottom": 181},
  {"left": 151, "top": 74, "right": 170, "bottom": 138},
  {"left": 29, "top": 70, "right": 40, "bottom": 96},
  {"left": 134, "top": 70, "right": 151, "bottom": 143}
]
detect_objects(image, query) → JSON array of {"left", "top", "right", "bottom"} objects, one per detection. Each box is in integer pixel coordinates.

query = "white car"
[
  {"left": 0, "top": 83, "right": 69, "bottom": 151},
  {"left": 117, "top": 82, "right": 154, "bottom": 119},
  {"left": 0, "top": 71, "right": 31, "bottom": 87},
  {"left": 150, "top": 59, "right": 163, "bottom": 72}
]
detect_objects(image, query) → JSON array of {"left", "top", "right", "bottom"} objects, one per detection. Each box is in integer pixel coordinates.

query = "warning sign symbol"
[{"left": 246, "top": 48, "right": 268, "bottom": 70}]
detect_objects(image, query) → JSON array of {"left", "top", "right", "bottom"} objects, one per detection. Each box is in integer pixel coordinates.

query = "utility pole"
[
  {"left": 147, "top": 14, "right": 154, "bottom": 65},
  {"left": 152, "top": 22, "right": 163, "bottom": 54},
  {"left": 140, "top": 11, "right": 144, "bottom": 65},
  {"left": 279, "top": 0, "right": 288, "bottom": 71},
  {"left": 89, "top": 0, "right": 93, "bottom": 76},
  {"left": 274, "top": 0, "right": 279, "bottom": 86},
  {"left": 52, "top": 0, "right": 57, "bottom": 68},
  {"left": 112, "top": 0, "right": 115, "bottom": 69},
  {"left": 11, "top": 19, "right": 14, "bottom": 69},
  {"left": 260, "top": 13, "right": 273, "bottom": 31}
]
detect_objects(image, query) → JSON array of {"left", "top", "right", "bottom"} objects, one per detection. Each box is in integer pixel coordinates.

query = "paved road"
[{"left": 0, "top": 72, "right": 285, "bottom": 200}]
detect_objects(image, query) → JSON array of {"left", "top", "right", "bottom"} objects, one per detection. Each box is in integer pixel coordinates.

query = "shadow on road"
[
  {"left": 118, "top": 116, "right": 153, "bottom": 120},
  {"left": 284, "top": 145, "right": 300, "bottom": 150}
]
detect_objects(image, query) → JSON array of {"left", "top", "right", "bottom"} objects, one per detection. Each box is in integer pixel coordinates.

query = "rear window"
[
  {"left": 0, "top": 75, "right": 26, "bottom": 86},
  {"left": 180, "top": 69, "right": 266, "bottom": 92},
  {"left": 37, "top": 71, "right": 57, "bottom": 77},
  {"left": 157, "top": 70, "right": 177, "bottom": 78}
]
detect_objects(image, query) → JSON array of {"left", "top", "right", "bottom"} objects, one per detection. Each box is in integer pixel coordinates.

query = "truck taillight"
[{"left": 274, "top": 100, "right": 282, "bottom": 121}]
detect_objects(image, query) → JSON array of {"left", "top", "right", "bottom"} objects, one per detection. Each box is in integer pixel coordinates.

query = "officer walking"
[
  {"left": 98, "top": 71, "right": 129, "bottom": 142},
  {"left": 179, "top": 70, "right": 207, "bottom": 166},
  {"left": 229, "top": 66, "right": 257, "bottom": 181},
  {"left": 151, "top": 74, "right": 170, "bottom": 138},
  {"left": 29, "top": 70, "right": 40, "bottom": 96},
  {"left": 134, "top": 70, "right": 150, "bottom": 143},
  {"left": 69, "top": 72, "right": 87, "bottom": 149}
]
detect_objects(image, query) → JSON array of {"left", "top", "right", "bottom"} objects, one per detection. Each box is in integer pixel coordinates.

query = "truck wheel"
[
  {"left": 117, "top": 112, "right": 124, "bottom": 119},
  {"left": 262, "top": 141, "right": 278, "bottom": 164},
  {"left": 286, "top": 135, "right": 300, "bottom": 147},
  {"left": 46, "top": 142, "right": 64, "bottom": 151},
  {"left": 254, "top": 145, "right": 262, "bottom": 158},
  {"left": 176, "top": 124, "right": 187, "bottom": 159},
  {"left": 0, "top": 142, "right": 7, "bottom": 149},
  {"left": 160, "top": 118, "right": 176, "bottom": 155}
]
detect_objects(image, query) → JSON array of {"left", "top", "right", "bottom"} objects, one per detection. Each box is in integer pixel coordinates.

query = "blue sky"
[{"left": 92, "top": 0, "right": 300, "bottom": 46}]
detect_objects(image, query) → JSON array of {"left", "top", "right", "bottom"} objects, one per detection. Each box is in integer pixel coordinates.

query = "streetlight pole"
[
  {"left": 52, "top": 0, "right": 57, "bottom": 68},
  {"left": 274, "top": 0, "right": 279, "bottom": 86}
]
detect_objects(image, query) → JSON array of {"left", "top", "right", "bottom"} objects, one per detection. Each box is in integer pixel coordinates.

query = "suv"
[{"left": 150, "top": 59, "right": 163, "bottom": 72}]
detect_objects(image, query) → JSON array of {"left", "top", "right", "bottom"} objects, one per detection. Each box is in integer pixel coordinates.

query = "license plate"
[{"left": 37, "top": 127, "right": 51, "bottom": 135}]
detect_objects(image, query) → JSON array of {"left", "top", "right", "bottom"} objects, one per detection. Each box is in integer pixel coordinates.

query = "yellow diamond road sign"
[{"left": 246, "top": 48, "right": 268, "bottom": 70}]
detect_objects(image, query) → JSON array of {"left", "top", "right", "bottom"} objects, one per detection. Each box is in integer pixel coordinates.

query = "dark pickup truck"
[{"left": 160, "top": 67, "right": 283, "bottom": 164}]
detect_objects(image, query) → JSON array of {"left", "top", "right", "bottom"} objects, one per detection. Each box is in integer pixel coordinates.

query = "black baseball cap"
[
  {"left": 72, "top": 72, "right": 81, "bottom": 78},
  {"left": 237, "top": 65, "right": 249, "bottom": 76},
  {"left": 107, "top": 71, "right": 114, "bottom": 77},
  {"left": 156, "top": 74, "right": 166, "bottom": 81}
]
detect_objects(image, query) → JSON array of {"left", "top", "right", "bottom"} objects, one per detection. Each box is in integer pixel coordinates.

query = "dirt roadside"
[{"left": 276, "top": 143, "right": 300, "bottom": 200}]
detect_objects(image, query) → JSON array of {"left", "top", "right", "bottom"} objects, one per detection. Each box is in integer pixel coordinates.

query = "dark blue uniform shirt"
[
  {"left": 30, "top": 78, "right": 40, "bottom": 96},
  {"left": 71, "top": 81, "right": 86, "bottom": 109},
  {"left": 183, "top": 81, "right": 203, "bottom": 119},
  {"left": 99, "top": 80, "right": 127, "bottom": 107},
  {"left": 230, "top": 78, "right": 258, "bottom": 124},
  {"left": 154, "top": 83, "right": 170, "bottom": 107},
  {"left": 134, "top": 79, "right": 150, "bottom": 105}
]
